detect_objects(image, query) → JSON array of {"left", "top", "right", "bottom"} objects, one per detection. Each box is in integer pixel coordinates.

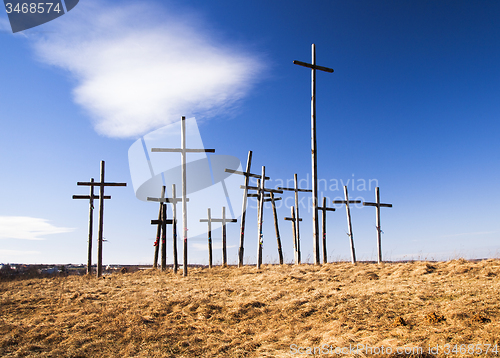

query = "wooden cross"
[
  {"left": 318, "top": 197, "right": 336, "bottom": 264},
  {"left": 284, "top": 205, "right": 302, "bottom": 264},
  {"left": 363, "top": 187, "right": 392, "bottom": 264},
  {"left": 225, "top": 151, "right": 269, "bottom": 267},
  {"left": 200, "top": 206, "right": 237, "bottom": 267},
  {"left": 150, "top": 203, "right": 173, "bottom": 271},
  {"left": 77, "top": 161, "right": 127, "bottom": 278},
  {"left": 268, "top": 192, "right": 284, "bottom": 265},
  {"left": 247, "top": 190, "right": 283, "bottom": 264},
  {"left": 277, "top": 174, "right": 312, "bottom": 263},
  {"left": 150, "top": 186, "right": 165, "bottom": 269},
  {"left": 72, "top": 177, "right": 111, "bottom": 275},
  {"left": 151, "top": 116, "right": 215, "bottom": 277},
  {"left": 240, "top": 172, "right": 282, "bottom": 268},
  {"left": 294, "top": 44, "right": 334, "bottom": 265},
  {"left": 147, "top": 184, "right": 186, "bottom": 273},
  {"left": 333, "top": 186, "right": 361, "bottom": 264}
]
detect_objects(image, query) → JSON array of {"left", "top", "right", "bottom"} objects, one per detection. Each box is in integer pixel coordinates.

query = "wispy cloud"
[
  {"left": 30, "top": 0, "right": 264, "bottom": 138},
  {"left": 0, "top": 216, "right": 74, "bottom": 240}
]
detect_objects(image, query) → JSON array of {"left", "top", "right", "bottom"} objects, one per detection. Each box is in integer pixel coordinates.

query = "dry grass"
[{"left": 1, "top": 259, "right": 499, "bottom": 357}]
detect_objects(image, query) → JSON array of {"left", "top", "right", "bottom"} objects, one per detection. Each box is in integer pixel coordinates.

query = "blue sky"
[{"left": 0, "top": 0, "right": 499, "bottom": 265}]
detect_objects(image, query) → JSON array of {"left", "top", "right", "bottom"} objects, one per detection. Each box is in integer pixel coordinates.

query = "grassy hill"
[{"left": 1, "top": 259, "right": 499, "bottom": 357}]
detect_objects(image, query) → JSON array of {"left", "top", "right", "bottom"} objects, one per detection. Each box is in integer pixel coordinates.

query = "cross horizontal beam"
[
  {"left": 200, "top": 218, "right": 237, "bottom": 223},
  {"left": 225, "top": 169, "right": 270, "bottom": 180},
  {"left": 240, "top": 185, "right": 283, "bottom": 194},
  {"left": 318, "top": 206, "right": 336, "bottom": 212},
  {"left": 263, "top": 197, "right": 282, "bottom": 202},
  {"left": 151, "top": 148, "right": 215, "bottom": 153},
  {"left": 293, "top": 60, "right": 334, "bottom": 73},
  {"left": 278, "top": 186, "right": 312, "bottom": 193},
  {"left": 147, "top": 197, "right": 189, "bottom": 203},
  {"left": 72, "top": 195, "right": 111, "bottom": 200},
  {"left": 151, "top": 219, "right": 173, "bottom": 225},
  {"left": 363, "top": 202, "right": 393, "bottom": 208},
  {"left": 285, "top": 217, "right": 303, "bottom": 222},
  {"left": 248, "top": 193, "right": 270, "bottom": 198},
  {"left": 333, "top": 200, "right": 362, "bottom": 204},
  {"left": 77, "top": 182, "right": 127, "bottom": 187}
]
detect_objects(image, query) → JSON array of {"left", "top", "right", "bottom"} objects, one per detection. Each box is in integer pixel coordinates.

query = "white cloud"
[
  {"left": 0, "top": 216, "right": 74, "bottom": 240},
  {"left": 31, "top": 0, "right": 264, "bottom": 138}
]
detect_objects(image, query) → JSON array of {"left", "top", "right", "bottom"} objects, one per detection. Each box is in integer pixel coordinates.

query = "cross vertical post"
[
  {"left": 153, "top": 186, "right": 166, "bottom": 269},
  {"left": 333, "top": 186, "right": 361, "bottom": 264},
  {"left": 269, "top": 192, "right": 284, "bottom": 265},
  {"left": 257, "top": 167, "right": 266, "bottom": 269},
  {"left": 294, "top": 44, "right": 334, "bottom": 265},
  {"left": 278, "top": 173, "right": 312, "bottom": 264},
  {"left": 284, "top": 206, "right": 302, "bottom": 264},
  {"left": 73, "top": 178, "right": 111, "bottom": 275},
  {"left": 239, "top": 151, "right": 252, "bottom": 267},
  {"left": 363, "top": 187, "right": 392, "bottom": 263},
  {"left": 207, "top": 208, "right": 212, "bottom": 268},
  {"left": 151, "top": 116, "right": 215, "bottom": 277},
  {"left": 171, "top": 184, "right": 178, "bottom": 273},
  {"left": 318, "top": 196, "right": 336, "bottom": 264}
]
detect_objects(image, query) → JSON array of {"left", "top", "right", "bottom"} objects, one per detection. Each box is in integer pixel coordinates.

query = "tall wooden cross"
[
  {"left": 363, "top": 187, "right": 392, "bottom": 264},
  {"left": 284, "top": 205, "right": 302, "bottom": 264},
  {"left": 200, "top": 206, "right": 237, "bottom": 267},
  {"left": 151, "top": 116, "right": 215, "bottom": 277},
  {"left": 72, "top": 177, "right": 111, "bottom": 275},
  {"left": 318, "top": 197, "right": 336, "bottom": 264},
  {"left": 77, "top": 161, "right": 127, "bottom": 278},
  {"left": 294, "top": 44, "right": 334, "bottom": 265},
  {"left": 225, "top": 151, "right": 269, "bottom": 267},
  {"left": 277, "top": 174, "right": 312, "bottom": 263},
  {"left": 333, "top": 186, "right": 361, "bottom": 264},
  {"left": 147, "top": 184, "right": 186, "bottom": 273}
]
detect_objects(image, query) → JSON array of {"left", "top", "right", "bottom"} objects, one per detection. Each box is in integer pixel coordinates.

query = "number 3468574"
[{"left": 5, "top": 3, "right": 62, "bottom": 14}]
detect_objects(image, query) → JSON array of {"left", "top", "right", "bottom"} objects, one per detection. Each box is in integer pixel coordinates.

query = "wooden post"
[
  {"left": 77, "top": 161, "right": 127, "bottom": 278},
  {"left": 318, "top": 197, "right": 336, "bottom": 264},
  {"left": 161, "top": 203, "right": 167, "bottom": 270},
  {"left": 269, "top": 192, "right": 284, "bottom": 265},
  {"left": 200, "top": 207, "right": 237, "bottom": 267},
  {"left": 285, "top": 205, "right": 303, "bottom": 264},
  {"left": 151, "top": 116, "right": 215, "bottom": 277},
  {"left": 363, "top": 187, "right": 392, "bottom": 264},
  {"left": 207, "top": 208, "right": 212, "bottom": 268},
  {"left": 239, "top": 151, "right": 251, "bottom": 267},
  {"left": 277, "top": 173, "right": 312, "bottom": 264},
  {"left": 153, "top": 186, "right": 166, "bottom": 269},
  {"left": 333, "top": 186, "right": 361, "bottom": 264},
  {"left": 171, "top": 184, "right": 178, "bottom": 273},
  {"left": 73, "top": 178, "right": 111, "bottom": 275},
  {"left": 257, "top": 167, "right": 266, "bottom": 268},
  {"left": 294, "top": 44, "right": 334, "bottom": 265}
]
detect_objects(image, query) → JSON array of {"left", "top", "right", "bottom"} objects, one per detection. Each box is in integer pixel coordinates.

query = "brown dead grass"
[{"left": 1, "top": 259, "right": 499, "bottom": 357}]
